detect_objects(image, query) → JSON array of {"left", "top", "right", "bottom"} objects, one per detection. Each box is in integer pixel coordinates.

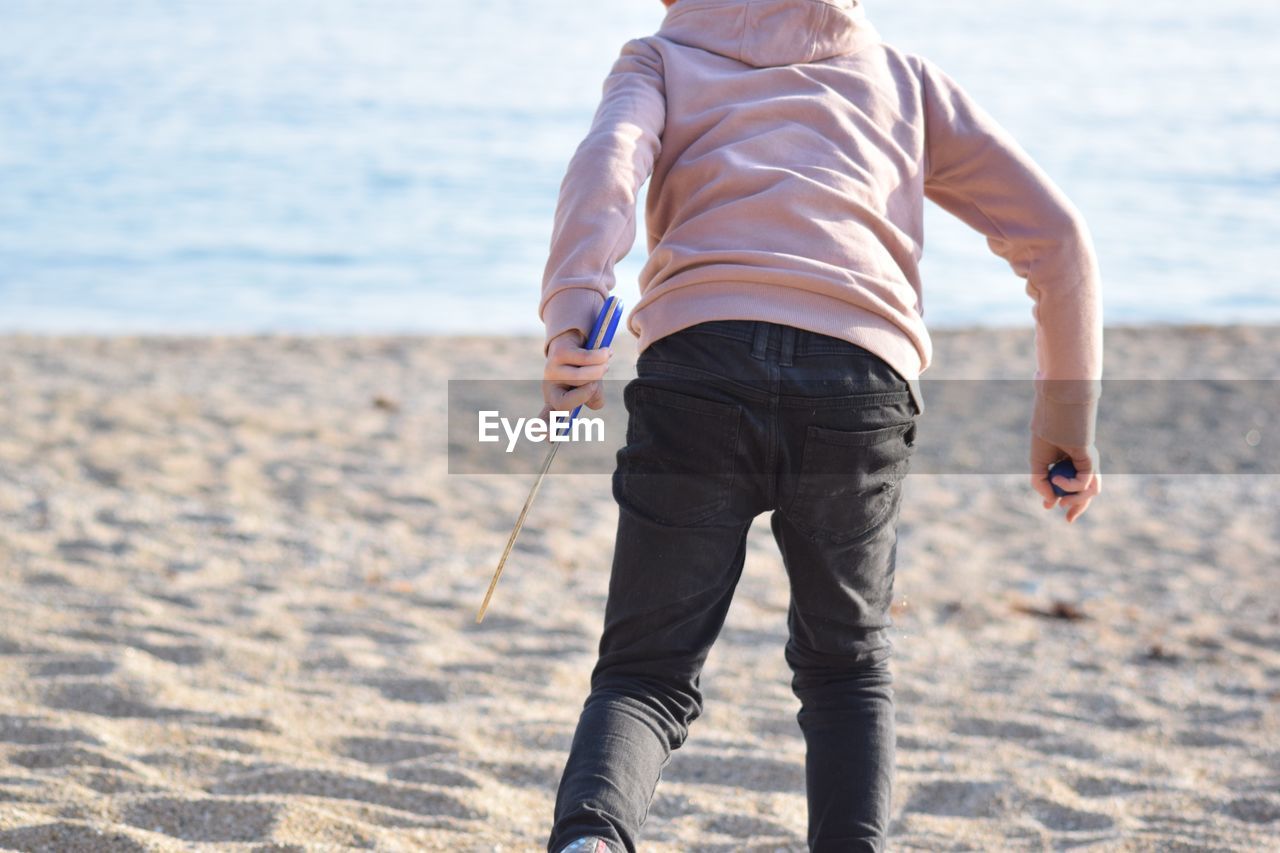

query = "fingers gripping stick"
[
  {"left": 476, "top": 297, "right": 624, "bottom": 623},
  {"left": 1048, "top": 458, "right": 1079, "bottom": 497}
]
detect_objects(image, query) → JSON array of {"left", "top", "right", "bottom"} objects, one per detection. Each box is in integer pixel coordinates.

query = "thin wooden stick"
[{"left": 476, "top": 441, "right": 561, "bottom": 623}]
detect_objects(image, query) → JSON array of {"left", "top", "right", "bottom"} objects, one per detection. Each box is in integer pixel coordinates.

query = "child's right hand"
[
  {"left": 537, "top": 329, "right": 612, "bottom": 425},
  {"left": 1029, "top": 434, "right": 1101, "bottom": 523}
]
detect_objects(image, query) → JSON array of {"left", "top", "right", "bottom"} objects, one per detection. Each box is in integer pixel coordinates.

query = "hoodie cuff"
[
  {"left": 540, "top": 288, "right": 604, "bottom": 357},
  {"left": 1030, "top": 391, "right": 1099, "bottom": 449}
]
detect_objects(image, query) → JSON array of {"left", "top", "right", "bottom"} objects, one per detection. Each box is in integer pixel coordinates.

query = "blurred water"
[{"left": 0, "top": 0, "right": 1276, "bottom": 334}]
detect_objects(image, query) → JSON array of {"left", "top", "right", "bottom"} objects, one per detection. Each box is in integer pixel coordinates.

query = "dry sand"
[{"left": 0, "top": 326, "right": 1277, "bottom": 851}]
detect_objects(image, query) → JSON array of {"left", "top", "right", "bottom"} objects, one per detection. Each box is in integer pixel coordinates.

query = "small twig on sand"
[{"left": 1010, "top": 598, "right": 1089, "bottom": 621}]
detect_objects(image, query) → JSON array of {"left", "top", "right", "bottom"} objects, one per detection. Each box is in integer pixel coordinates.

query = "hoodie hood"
[{"left": 656, "top": 0, "right": 879, "bottom": 68}]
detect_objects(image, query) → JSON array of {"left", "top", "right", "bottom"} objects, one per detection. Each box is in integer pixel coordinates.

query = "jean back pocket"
[
  {"left": 782, "top": 419, "right": 916, "bottom": 544},
  {"left": 614, "top": 382, "right": 743, "bottom": 526}
]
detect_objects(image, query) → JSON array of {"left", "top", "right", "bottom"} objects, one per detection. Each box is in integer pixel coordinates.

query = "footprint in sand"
[
  {"left": 951, "top": 716, "right": 1047, "bottom": 740},
  {"left": 0, "top": 822, "right": 149, "bottom": 852},
  {"left": 209, "top": 768, "right": 483, "bottom": 822},
  {"left": 1069, "top": 774, "right": 1152, "bottom": 798},
  {"left": 1222, "top": 795, "right": 1280, "bottom": 824},
  {"left": 310, "top": 617, "right": 416, "bottom": 647},
  {"left": 121, "top": 797, "right": 279, "bottom": 843},
  {"left": 903, "top": 779, "right": 1009, "bottom": 818},
  {"left": 190, "top": 714, "right": 282, "bottom": 734},
  {"left": 474, "top": 758, "right": 562, "bottom": 789},
  {"left": 1023, "top": 796, "right": 1115, "bottom": 831},
  {"left": 1173, "top": 728, "right": 1249, "bottom": 748},
  {"left": 1229, "top": 626, "right": 1280, "bottom": 652},
  {"left": 334, "top": 735, "right": 451, "bottom": 765},
  {"left": 128, "top": 639, "right": 208, "bottom": 666},
  {"left": 363, "top": 676, "right": 450, "bottom": 704},
  {"left": 55, "top": 536, "right": 131, "bottom": 563},
  {"left": 386, "top": 762, "right": 482, "bottom": 788},
  {"left": 22, "top": 570, "right": 71, "bottom": 586},
  {"left": 41, "top": 681, "right": 183, "bottom": 720},
  {"left": 28, "top": 657, "right": 117, "bottom": 678},
  {"left": 699, "top": 812, "right": 794, "bottom": 838},
  {"left": 11, "top": 745, "right": 135, "bottom": 773},
  {"left": 201, "top": 736, "right": 257, "bottom": 754},
  {"left": 665, "top": 752, "right": 803, "bottom": 793},
  {"left": 0, "top": 715, "right": 101, "bottom": 747},
  {"left": 1026, "top": 735, "right": 1104, "bottom": 760},
  {"left": 647, "top": 790, "right": 698, "bottom": 819}
]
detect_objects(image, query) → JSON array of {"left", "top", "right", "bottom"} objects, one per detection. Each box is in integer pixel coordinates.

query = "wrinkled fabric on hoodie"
[{"left": 537, "top": 0, "right": 1101, "bottom": 446}]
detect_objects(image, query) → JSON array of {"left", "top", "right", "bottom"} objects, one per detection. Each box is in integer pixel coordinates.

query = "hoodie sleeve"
[
  {"left": 538, "top": 37, "right": 666, "bottom": 356},
  {"left": 919, "top": 58, "right": 1103, "bottom": 449}
]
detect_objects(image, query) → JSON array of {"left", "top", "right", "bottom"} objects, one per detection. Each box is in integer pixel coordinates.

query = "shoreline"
[{"left": 2, "top": 319, "right": 1278, "bottom": 337}]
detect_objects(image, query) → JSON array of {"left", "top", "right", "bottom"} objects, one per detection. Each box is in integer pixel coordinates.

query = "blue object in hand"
[
  {"left": 559, "top": 296, "right": 624, "bottom": 438},
  {"left": 1048, "top": 458, "right": 1078, "bottom": 497}
]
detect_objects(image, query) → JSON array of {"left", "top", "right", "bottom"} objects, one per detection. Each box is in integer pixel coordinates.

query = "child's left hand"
[{"left": 1029, "top": 433, "right": 1101, "bottom": 523}]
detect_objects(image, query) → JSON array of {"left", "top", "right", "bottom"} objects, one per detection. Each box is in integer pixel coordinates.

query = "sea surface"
[{"left": 1, "top": 0, "right": 1277, "bottom": 335}]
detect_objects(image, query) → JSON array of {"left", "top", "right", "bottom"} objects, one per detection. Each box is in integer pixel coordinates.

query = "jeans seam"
[
  {"left": 777, "top": 391, "right": 913, "bottom": 409},
  {"left": 768, "top": 358, "right": 780, "bottom": 508},
  {"left": 637, "top": 359, "right": 774, "bottom": 404},
  {"left": 675, "top": 325, "right": 756, "bottom": 346},
  {"left": 601, "top": 521, "right": 751, "bottom": 624}
]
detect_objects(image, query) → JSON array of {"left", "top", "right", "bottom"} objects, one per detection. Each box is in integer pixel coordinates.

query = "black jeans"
[{"left": 547, "top": 320, "right": 920, "bottom": 853}]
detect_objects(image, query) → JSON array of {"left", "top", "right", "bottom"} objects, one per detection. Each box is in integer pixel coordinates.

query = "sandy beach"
[{"left": 0, "top": 325, "right": 1277, "bottom": 851}]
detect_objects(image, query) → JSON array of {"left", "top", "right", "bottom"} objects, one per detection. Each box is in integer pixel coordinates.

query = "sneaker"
[{"left": 556, "top": 838, "right": 609, "bottom": 853}]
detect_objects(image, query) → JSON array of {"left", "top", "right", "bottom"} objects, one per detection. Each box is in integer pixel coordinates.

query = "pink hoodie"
[{"left": 538, "top": 0, "right": 1102, "bottom": 447}]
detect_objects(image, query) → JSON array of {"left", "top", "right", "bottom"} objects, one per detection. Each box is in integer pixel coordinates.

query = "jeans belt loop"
[
  {"left": 750, "top": 321, "right": 770, "bottom": 360},
  {"left": 779, "top": 326, "right": 796, "bottom": 367},
  {"left": 907, "top": 377, "right": 925, "bottom": 416}
]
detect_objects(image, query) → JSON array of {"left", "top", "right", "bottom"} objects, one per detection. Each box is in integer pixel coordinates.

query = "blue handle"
[
  {"left": 1048, "top": 458, "right": 1078, "bottom": 496},
  {"left": 559, "top": 296, "right": 623, "bottom": 437}
]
